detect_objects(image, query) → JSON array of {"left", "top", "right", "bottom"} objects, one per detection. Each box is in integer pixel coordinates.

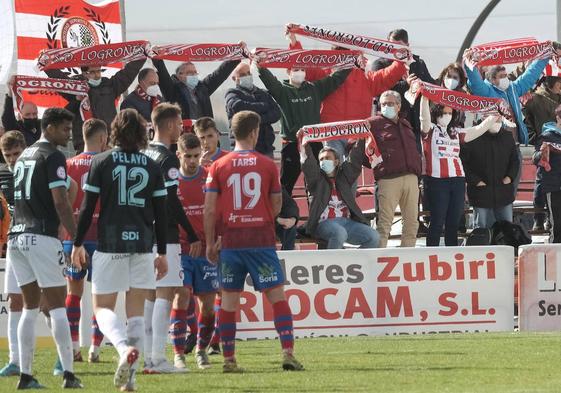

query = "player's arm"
[
  {"left": 269, "top": 161, "right": 283, "bottom": 217},
  {"left": 74, "top": 190, "right": 98, "bottom": 247},
  {"left": 52, "top": 186, "right": 76, "bottom": 238},
  {"left": 68, "top": 177, "right": 78, "bottom": 206},
  {"left": 152, "top": 172, "right": 169, "bottom": 279},
  {"left": 203, "top": 191, "right": 219, "bottom": 264},
  {"left": 168, "top": 184, "right": 200, "bottom": 255},
  {"left": 270, "top": 192, "right": 282, "bottom": 218}
]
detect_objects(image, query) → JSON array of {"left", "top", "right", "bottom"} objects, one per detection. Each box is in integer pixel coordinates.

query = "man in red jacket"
[
  {"left": 287, "top": 24, "right": 407, "bottom": 158},
  {"left": 370, "top": 90, "right": 422, "bottom": 248}
]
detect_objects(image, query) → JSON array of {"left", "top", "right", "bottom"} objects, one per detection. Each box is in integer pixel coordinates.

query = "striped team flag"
[{"left": 2, "top": 0, "right": 124, "bottom": 112}]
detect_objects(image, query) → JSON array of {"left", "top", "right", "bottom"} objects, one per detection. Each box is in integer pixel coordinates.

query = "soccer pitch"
[{"left": 1, "top": 332, "right": 561, "bottom": 392}]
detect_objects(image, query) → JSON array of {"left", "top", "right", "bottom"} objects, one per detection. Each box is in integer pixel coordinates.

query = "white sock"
[
  {"left": 95, "top": 308, "right": 128, "bottom": 359},
  {"left": 18, "top": 308, "right": 38, "bottom": 375},
  {"left": 8, "top": 311, "right": 21, "bottom": 366},
  {"left": 44, "top": 315, "right": 52, "bottom": 330},
  {"left": 143, "top": 300, "right": 154, "bottom": 363},
  {"left": 72, "top": 341, "right": 80, "bottom": 352},
  {"left": 126, "top": 317, "right": 144, "bottom": 371},
  {"left": 50, "top": 307, "right": 73, "bottom": 373},
  {"left": 151, "top": 298, "right": 171, "bottom": 362}
]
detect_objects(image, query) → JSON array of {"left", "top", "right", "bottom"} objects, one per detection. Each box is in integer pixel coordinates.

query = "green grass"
[{"left": 2, "top": 332, "right": 561, "bottom": 392}]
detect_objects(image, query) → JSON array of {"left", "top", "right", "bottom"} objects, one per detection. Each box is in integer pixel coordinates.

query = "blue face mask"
[
  {"left": 320, "top": 159, "right": 335, "bottom": 174},
  {"left": 185, "top": 75, "right": 199, "bottom": 89},
  {"left": 381, "top": 105, "right": 396, "bottom": 119},
  {"left": 88, "top": 78, "right": 102, "bottom": 87}
]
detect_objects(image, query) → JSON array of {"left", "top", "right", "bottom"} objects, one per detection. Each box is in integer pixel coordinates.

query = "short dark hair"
[
  {"left": 430, "top": 103, "right": 460, "bottom": 130},
  {"left": 193, "top": 117, "right": 218, "bottom": 134},
  {"left": 0, "top": 130, "right": 26, "bottom": 151},
  {"left": 544, "top": 76, "right": 561, "bottom": 90},
  {"left": 151, "top": 103, "right": 181, "bottom": 130},
  {"left": 138, "top": 68, "right": 156, "bottom": 82},
  {"left": 319, "top": 146, "right": 340, "bottom": 160},
  {"left": 41, "top": 107, "right": 74, "bottom": 132},
  {"left": 175, "top": 62, "right": 194, "bottom": 75},
  {"left": 388, "top": 29, "right": 409, "bottom": 44},
  {"left": 82, "top": 118, "right": 107, "bottom": 141},
  {"left": 486, "top": 65, "right": 506, "bottom": 81},
  {"left": 110, "top": 109, "right": 148, "bottom": 152},
  {"left": 177, "top": 132, "right": 201, "bottom": 151},
  {"left": 230, "top": 111, "right": 261, "bottom": 141},
  {"left": 437, "top": 63, "right": 467, "bottom": 90}
]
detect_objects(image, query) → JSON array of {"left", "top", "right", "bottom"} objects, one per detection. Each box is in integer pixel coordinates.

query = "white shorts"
[
  {"left": 91, "top": 252, "right": 156, "bottom": 295},
  {"left": 152, "top": 244, "right": 182, "bottom": 287},
  {"left": 3, "top": 257, "right": 22, "bottom": 294},
  {"left": 7, "top": 234, "right": 66, "bottom": 289}
]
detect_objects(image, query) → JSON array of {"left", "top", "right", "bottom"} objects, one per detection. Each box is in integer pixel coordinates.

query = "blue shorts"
[
  {"left": 181, "top": 255, "right": 219, "bottom": 295},
  {"left": 219, "top": 248, "right": 285, "bottom": 292},
  {"left": 62, "top": 241, "right": 97, "bottom": 281}
]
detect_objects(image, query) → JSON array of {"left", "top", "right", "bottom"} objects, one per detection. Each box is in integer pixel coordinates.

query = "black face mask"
[{"left": 22, "top": 118, "right": 40, "bottom": 132}]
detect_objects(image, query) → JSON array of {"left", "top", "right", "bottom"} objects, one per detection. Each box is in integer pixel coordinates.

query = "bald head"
[
  {"left": 20, "top": 102, "right": 38, "bottom": 120},
  {"left": 232, "top": 62, "right": 253, "bottom": 89}
]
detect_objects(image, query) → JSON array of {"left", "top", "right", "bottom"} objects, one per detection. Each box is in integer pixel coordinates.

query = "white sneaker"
[
  {"left": 149, "top": 358, "right": 185, "bottom": 374},
  {"left": 173, "top": 354, "right": 189, "bottom": 371},
  {"left": 195, "top": 350, "right": 211, "bottom": 369},
  {"left": 114, "top": 347, "right": 139, "bottom": 388}
]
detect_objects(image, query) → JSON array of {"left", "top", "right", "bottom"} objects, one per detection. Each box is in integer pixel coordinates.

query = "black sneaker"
[
  {"left": 17, "top": 373, "right": 45, "bottom": 389},
  {"left": 184, "top": 333, "right": 197, "bottom": 355},
  {"left": 62, "top": 371, "right": 83, "bottom": 389},
  {"left": 207, "top": 343, "right": 221, "bottom": 355}
]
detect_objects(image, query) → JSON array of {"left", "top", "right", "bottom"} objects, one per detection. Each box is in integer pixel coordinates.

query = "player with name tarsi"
[{"left": 204, "top": 110, "right": 303, "bottom": 373}]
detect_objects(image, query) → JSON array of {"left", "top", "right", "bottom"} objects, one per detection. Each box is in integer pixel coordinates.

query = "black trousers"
[
  {"left": 546, "top": 191, "right": 561, "bottom": 243},
  {"left": 281, "top": 141, "right": 322, "bottom": 195}
]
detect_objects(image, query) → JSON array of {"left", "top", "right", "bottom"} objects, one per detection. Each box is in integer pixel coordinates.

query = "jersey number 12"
[{"left": 112, "top": 165, "right": 149, "bottom": 207}]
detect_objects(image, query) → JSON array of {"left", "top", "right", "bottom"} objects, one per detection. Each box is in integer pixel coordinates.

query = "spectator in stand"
[
  {"left": 300, "top": 136, "right": 379, "bottom": 249},
  {"left": 460, "top": 117, "right": 520, "bottom": 229},
  {"left": 120, "top": 68, "right": 163, "bottom": 122},
  {"left": 533, "top": 105, "right": 561, "bottom": 243},
  {"left": 2, "top": 77, "right": 40, "bottom": 147},
  {"left": 287, "top": 25, "right": 406, "bottom": 160},
  {"left": 193, "top": 117, "right": 229, "bottom": 167},
  {"left": 45, "top": 60, "right": 146, "bottom": 152},
  {"left": 524, "top": 75, "right": 561, "bottom": 230},
  {"left": 276, "top": 187, "right": 299, "bottom": 250},
  {"left": 419, "top": 94, "right": 498, "bottom": 246},
  {"left": 463, "top": 49, "right": 554, "bottom": 199},
  {"left": 370, "top": 90, "right": 422, "bottom": 248},
  {"left": 255, "top": 57, "right": 351, "bottom": 195},
  {"left": 153, "top": 48, "right": 243, "bottom": 119},
  {"left": 225, "top": 62, "right": 281, "bottom": 157}
]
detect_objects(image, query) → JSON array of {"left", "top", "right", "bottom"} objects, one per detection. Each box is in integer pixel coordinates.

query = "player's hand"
[
  {"left": 154, "top": 254, "right": 168, "bottom": 280},
  {"left": 189, "top": 240, "right": 202, "bottom": 258},
  {"left": 200, "top": 150, "right": 212, "bottom": 167},
  {"left": 277, "top": 217, "right": 297, "bottom": 229},
  {"left": 71, "top": 245, "right": 87, "bottom": 270},
  {"left": 206, "top": 237, "right": 221, "bottom": 265}
]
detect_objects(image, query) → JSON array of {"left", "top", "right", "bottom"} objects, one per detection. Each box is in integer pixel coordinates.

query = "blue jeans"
[
  {"left": 315, "top": 217, "right": 379, "bottom": 249},
  {"left": 425, "top": 177, "right": 466, "bottom": 246},
  {"left": 474, "top": 205, "right": 513, "bottom": 229}
]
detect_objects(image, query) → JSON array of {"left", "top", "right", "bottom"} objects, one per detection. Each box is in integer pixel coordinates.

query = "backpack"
[
  {"left": 491, "top": 220, "right": 532, "bottom": 255},
  {"left": 466, "top": 227, "right": 492, "bottom": 246}
]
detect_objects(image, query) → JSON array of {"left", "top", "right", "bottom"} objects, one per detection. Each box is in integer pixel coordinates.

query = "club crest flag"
[{"left": 4, "top": 0, "right": 124, "bottom": 112}]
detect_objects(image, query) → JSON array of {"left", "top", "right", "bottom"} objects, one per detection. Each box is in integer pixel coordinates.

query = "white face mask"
[
  {"left": 319, "top": 159, "right": 335, "bottom": 174},
  {"left": 146, "top": 84, "right": 161, "bottom": 97},
  {"left": 444, "top": 77, "right": 459, "bottom": 90},
  {"left": 88, "top": 78, "right": 102, "bottom": 87},
  {"left": 437, "top": 114, "right": 452, "bottom": 128},
  {"left": 498, "top": 77, "right": 510, "bottom": 91},
  {"left": 238, "top": 75, "right": 253, "bottom": 90},
  {"left": 290, "top": 70, "right": 306, "bottom": 84},
  {"left": 489, "top": 122, "right": 502, "bottom": 133}
]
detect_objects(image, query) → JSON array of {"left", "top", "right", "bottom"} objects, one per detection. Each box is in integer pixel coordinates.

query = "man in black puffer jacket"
[
  {"left": 533, "top": 106, "right": 561, "bottom": 243},
  {"left": 460, "top": 118, "right": 520, "bottom": 229}
]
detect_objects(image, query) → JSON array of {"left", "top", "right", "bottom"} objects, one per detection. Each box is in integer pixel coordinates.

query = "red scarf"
[
  {"left": 416, "top": 81, "right": 513, "bottom": 118},
  {"left": 152, "top": 43, "right": 248, "bottom": 62},
  {"left": 287, "top": 23, "right": 411, "bottom": 63},
  {"left": 135, "top": 85, "right": 160, "bottom": 110},
  {"left": 298, "top": 120, "right": 382, "bottom": 167},
  {"left": 469, "top": 37, "right": 554, "bottom": 66},
  {"left": 37, "top": 40, "right": 149, "bottom": 70},
  {"left": 538, "top": 142, "right": 561, "bottom": 172},
  {"left": 252, "top": 48, "right": 361, "bottom": 69}
]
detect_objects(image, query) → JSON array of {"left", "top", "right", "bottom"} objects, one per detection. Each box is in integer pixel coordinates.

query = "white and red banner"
[
  {"left": 287, "top": 23, "right": 411, "bottom": 63},
  {"left": 518, "top": 244, "right": 561, "bottom": 331},
  {"left": 417, "top": 81, "right": 512, "bottom": 116},
  {"left": 37, "top": 40, "right": 148, "bottom": 70},
  {"left": 298, "top": 120, "right": 382, "bottom": 166},
  {"left": 152, "top": 43, "right": 248, "bottom": 62},
  {"left": 469, "top": 37, "right": 554, "bottom": 66},
  {"left": 253, "top": 48, "right": 361, "bottom": 70},
  {"left": 6, "top": 0, "right": 123, "bottom": 112},
  {"left": 0, "top": 247, "right": 514, "bottom": 345}
]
